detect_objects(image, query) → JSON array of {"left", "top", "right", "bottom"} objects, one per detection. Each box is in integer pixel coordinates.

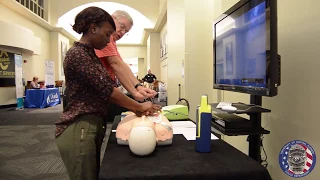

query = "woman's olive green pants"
[{"left": 56, "top": 115, "right": 106, "bottom": 180}]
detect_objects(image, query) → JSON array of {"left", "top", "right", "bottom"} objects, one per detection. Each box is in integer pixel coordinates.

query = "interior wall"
[
  {"left": 148, "top": 33, "right": 161, "bottom": 79},
  {"left": 222, "top": 0, "right": 240, "bottom": 12},
  {"left": 117, "top": 45, "right": 147, "bottom": 78},
  {"left": 166, "top": 0, "right": 185, "bottom": 105},
  {"left": 184, "top": 0, "right": 214, "bottom": 120},
  {"left": 117, "top": 46, "right": 147, "bottom": 60},
  {"left": 138, "top": 58, "right": 145, "bottom": 79},
  {"left": 147, "top": 37, "right": 151, "bottom": 71},
  {"left": 0, "top": 3, "right": 50, "bottom": 106},
  {"left": 216, "top": 0, "right": 320, "bottom": 179},
  {"left": 213, "top": 0, "right": 223, "bottom": 19},
  {"left": 160, "top": 22, "right": 168, "bottom": 83},
  {"left": 50, "top": 32, "right": 69, "bottom": 82},
  {"left": 58, "top": 33, "right": 69, "bottom": 81},
  {"left": 159, "top": 0, "right": 167, "bottom": 14},
  {"left": 0, "top": 21, "right": 40, "bottom": 54},
  {"left": 49, "top": 32, "right": 58, "bottom": 81},
  {"left": 165, "top": 0, "right": 214, "bottom": 119},
  {"left": 262, "top": 0, "right": 320, "bottom": 179}
]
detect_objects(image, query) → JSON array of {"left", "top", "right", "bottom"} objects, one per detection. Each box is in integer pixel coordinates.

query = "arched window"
[{"left": 58, "top": 2, "right": 152, "bottom": 44}]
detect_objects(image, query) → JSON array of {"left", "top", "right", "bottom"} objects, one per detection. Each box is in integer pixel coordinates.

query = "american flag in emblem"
[
  {"left": 295, "top": 144, "right": 313, "bottom": 173},
  {"left": 280, "top": 140, "right": 316, "bottom": 178},
  {"left": 282, "top": 143, "right": 314, "bottom": 175}
]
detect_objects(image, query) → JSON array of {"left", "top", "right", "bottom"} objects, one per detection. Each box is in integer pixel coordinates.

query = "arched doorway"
[{"left": 57, "top": 2, "right": 153, "bottom": 45}]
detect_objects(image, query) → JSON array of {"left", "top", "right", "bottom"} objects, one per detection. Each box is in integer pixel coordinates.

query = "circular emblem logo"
[{"left": 279, "top": 140, "right": 316, "bottom": 178}]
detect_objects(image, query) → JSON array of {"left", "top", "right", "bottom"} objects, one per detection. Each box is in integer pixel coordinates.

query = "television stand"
[{"left": 210, "top": 95, "right": 271, "bottom": 163}]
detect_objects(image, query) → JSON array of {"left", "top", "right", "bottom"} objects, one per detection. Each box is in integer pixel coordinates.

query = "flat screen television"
[{"left": 213, "top": 0, "right": 280, "bottom": 97}]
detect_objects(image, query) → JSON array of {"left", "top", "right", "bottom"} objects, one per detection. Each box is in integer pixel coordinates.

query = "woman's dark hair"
[{"left": 72, "top": 6, "right": 116, "bottom": 34}]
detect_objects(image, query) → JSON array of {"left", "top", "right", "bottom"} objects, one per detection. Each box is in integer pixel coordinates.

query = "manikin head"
[
  {"left": 111, "top": 10, "right": 133, "bottom": 41},
  {"left": 116, "top": 113, "right": 173, "bottom": 155},
  {"left": 128, "top": 116, "right": 157, "bottom": 156}
]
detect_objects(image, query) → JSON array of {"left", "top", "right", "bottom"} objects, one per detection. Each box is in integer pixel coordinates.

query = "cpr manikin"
[{"left": 116, "top": 113, "right": 173, "bottom": 156}]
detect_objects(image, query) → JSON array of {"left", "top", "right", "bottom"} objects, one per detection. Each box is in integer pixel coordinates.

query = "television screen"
[{"left": 214, "top": 0, "right": 279, "bottom": 96}]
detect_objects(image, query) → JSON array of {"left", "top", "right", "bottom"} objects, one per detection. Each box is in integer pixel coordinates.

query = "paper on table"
[
  {"left": 173, "top": 127, "right": 189, "bottom": 134},
  {"left": 170, "top": 121, "right": 196, "bottom": 128},
  {"left": 173, "top": 127, "right": 218, "bottom": 140},
  {"left": 181, "top": 128, "right": 197, "bottom": 140}
]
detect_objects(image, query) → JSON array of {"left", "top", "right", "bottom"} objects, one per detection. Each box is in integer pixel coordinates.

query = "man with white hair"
[
  {"left": 95, "top": 10, "right": 157, "bottom": 122},
  {"left": 95, "top": 10, "right": 156, "bottom": 101}
]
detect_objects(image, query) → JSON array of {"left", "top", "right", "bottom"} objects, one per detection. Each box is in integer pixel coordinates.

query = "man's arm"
[
  {"left": 95, "top": 40, "right": 142, "bottom": 98},
  {"left": 107, "top": 56, "right": 141, "bottom": 96},
  {"left": 97, "top": 40, "right": 156, "bottom": 100},
  {"left": 107, "top": 56, "right": 157, "bottom": 99}
]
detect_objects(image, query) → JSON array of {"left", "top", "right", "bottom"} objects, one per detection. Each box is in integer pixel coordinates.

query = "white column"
[
  {"left": 184, "top": 0, "right": 215, "bottom": 120},
  {"left": 148, "top": 32, "right": 160, "bottom": 80},
  {"left": 49, "top": 32, "right": 59, "bottom": 80},
  {"left": 166, "top": 0, "right": 185, "bottom": 105},
  {"left": 138, "top": 58, "right": 145, "bottom": 79}
]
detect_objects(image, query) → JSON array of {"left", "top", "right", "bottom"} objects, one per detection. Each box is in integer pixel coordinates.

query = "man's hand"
[
  {"left": 132, "top": 91, "right": 146, "bottom": 102},
  {"left": 134, "top": 102, "right": 162, "bottom": 117},
  {"left": 136, "top": 86, "right": 157, "bottom": 98}
]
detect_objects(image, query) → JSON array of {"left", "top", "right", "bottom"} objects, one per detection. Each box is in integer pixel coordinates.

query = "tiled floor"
[
  {"left": 0, "top": 97, "right": 166, "bottom": 180},
  {"left": 0, "top": 103, "right": 112, "bottom": 180}
]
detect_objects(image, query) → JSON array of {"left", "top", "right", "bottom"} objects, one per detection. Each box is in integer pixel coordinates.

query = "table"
[
  {"left": 25, "top": 88, "right": 61, "bottom": 108},
  {"left": 99, "top": 116, "right": 272, "bottom": 180}
]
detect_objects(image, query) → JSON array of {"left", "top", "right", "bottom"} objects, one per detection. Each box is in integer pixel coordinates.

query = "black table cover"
[{"left": 99, "top": 116, "right": 271, "bottom": 180}]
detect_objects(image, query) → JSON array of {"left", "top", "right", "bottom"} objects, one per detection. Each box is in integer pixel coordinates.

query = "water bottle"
[{"left": 196, "top": 94, "right": 212, "bottom": 153}]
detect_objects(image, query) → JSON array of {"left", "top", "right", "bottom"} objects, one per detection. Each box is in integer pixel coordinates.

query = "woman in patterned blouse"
[{"left": 55, "top": 7, "right": 161, "bottom": 180}]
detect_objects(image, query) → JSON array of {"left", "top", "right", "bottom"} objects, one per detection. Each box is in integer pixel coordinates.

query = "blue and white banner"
[
  {"left": 14, "top": 54, "right": 24, "bottom": 109},
  {"left": 45, "top": 60, "right": 55, "bottom": 86},
  {"left": 46, "top": 91, "right": 60, "bottom": 106}
]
